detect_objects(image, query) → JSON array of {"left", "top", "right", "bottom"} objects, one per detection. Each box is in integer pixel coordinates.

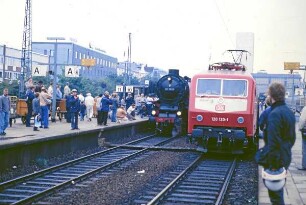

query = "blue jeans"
[
  {"left": 71, "top": 112, "right": 79, "bottom": 129},
  {"left": 41, "top": 106, "right": 49, "bottom": 128},
  {"left": 0, "top": 111, "right": 9, "bottom": 133},
  {"left": 26, "top": 103, "right": 33, "bottom": 126},
  {"left": 111, "top": 108, "right": 117, "bottom": 122},
  {"left": 80, "top": 112, "right": 85, "bottom": 121},
  {"left": 268, "top": 187, "right": 284, "bottom": 205}
]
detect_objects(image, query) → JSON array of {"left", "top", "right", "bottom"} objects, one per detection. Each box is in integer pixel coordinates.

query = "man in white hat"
[{"left": 84, "top": 93, "right": 94, "bottom": 121}]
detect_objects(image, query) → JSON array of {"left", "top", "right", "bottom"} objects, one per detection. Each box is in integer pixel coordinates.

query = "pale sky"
[{"left": 0, "top": 0, "right": 305, "bottom": 77}]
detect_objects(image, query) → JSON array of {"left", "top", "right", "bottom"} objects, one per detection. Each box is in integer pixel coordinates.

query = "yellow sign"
[
  {"left": 81, "top": 59, "right": 96, "bottom": 66},
  {"left": 284, "top": 62, "right": 300, "bottom": 70}
]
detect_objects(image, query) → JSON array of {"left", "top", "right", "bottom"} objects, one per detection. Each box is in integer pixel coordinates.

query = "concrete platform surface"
[{"left": 0, "top": 116, "right": 148, "bottom": 149}]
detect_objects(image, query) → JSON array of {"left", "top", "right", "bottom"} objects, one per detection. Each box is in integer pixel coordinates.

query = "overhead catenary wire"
[{"left": 213, "top": 0, "right": 235, "bottom": 48}]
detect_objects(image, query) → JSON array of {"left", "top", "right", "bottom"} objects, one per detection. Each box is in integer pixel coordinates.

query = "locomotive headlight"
[
  {"left": 237, "top": 117, "right": 244, "bottom": 124},
  {"left": 196, "top": 115, "right": 203, "bottom": 122},
  {"left": 167, "top": 77, "right": 172, "bottom": 81},
  {"left": 151, "top": 110, "right": 156, "bottom": 116},
  {"left": 177, "top": 111, "right": 182, "bottom": 116}
]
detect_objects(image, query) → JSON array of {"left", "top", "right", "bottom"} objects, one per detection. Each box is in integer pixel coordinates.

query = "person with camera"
[{"left": 261, "top": 82, "right": 296, "bottom": 205}]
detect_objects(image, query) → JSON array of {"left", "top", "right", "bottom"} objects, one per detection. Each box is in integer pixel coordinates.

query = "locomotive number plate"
[
  {"left": 215, "top": 104, "right": 225, "bottom": 111},
  {"left": 211, "top": 117, "right": 229, "bottom": 122}
]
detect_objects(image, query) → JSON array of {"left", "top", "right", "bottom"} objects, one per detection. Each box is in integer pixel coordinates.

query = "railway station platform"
[{"left": 258, "top": 123, "right": 306, "bottom": 205}]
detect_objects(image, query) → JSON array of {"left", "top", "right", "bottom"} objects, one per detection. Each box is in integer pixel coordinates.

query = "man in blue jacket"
[
  {"left": 100, "top": 91, "right": 112, "bottom": 126},
  {"left": 68, "top": 89, "right": 80, "bottom": 130},
  {"left": 25, "top": 86, "right": 35, "bottom": 127},
  {"left": 265, "top": 82, "right": 296, "bottom": 205},
  {"left": 0, "top": 88, "right": 10, "bottom": 136}
]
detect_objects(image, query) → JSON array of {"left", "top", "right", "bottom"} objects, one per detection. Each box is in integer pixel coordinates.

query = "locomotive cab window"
[
  {"left": 223, "top": 79, "right": 247, "bottom": 97},
  {"left": 196, "top": 79, "right": 221, "bottom": 96},
  {"left": 196, "top": 78, "right": 247, "bottom": 97}
]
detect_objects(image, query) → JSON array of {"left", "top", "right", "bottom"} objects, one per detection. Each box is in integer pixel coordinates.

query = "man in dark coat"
[
  {"left": 25, "top": 86, "right": 35, "bottom": 127},
  {"left": 68, "top": 89, "right": 80, "bottom": 130},
  {"left": 125, "top": 93, "right": 135, "bottom": 111},
  {"left": 265, "top": 82, "right": 296, "bottom": 205},
  {"left": 100, "top": 91, "right": 112, "bottom": 126}
]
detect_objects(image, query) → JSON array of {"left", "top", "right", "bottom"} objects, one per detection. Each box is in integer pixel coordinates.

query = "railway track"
[
  {"left": 135, "top": 157, "right": 237, "bottom": 205},
  {"left": 0, "top": 134, "right": 177, "bottom": 204}
]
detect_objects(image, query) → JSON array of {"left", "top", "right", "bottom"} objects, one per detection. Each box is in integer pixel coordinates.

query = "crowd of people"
[{"left": 0, "top": 80, "right": 159, "bottom": 135}]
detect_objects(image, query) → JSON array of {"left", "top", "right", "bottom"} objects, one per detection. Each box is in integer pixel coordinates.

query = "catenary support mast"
[{"left": 20, "top": 0, "right": 32, "bottom": 97}]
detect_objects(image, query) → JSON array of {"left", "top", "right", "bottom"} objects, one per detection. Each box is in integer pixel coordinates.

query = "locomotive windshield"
[{"left": 196, "top": 78, "right": 247, "bottom": 97}]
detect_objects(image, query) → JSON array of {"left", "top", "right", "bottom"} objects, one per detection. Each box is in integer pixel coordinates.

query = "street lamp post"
[{"left": 47, "top": 37, "right": 65, "bottom": 122}]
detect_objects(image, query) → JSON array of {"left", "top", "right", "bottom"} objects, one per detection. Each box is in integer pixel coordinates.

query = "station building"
[
  {"left": 252, "top": 71, "right": 304, "bottom": 108},
  {"left": 252, "top": 71, "right": 302, "bottom": 95},
  {"left": 0, "top": 44, "right": 49, "bottom": 82},
  {"left": 32, "top": 41, "right": 118, "bottom": 79}
]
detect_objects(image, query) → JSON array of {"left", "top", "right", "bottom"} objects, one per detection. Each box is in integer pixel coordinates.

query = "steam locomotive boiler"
[{"left": 151, "top": 69, "right": 190, "bottom": 136}]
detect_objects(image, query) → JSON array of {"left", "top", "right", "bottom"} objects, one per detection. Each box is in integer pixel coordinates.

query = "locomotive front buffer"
[{"left": 190, "top": 127, "right": 248, "bottom": 154}]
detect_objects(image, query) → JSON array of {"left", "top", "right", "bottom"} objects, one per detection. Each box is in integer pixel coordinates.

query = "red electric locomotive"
[{"left": 188, "top": 50, "right": 258, "bottom": 154}]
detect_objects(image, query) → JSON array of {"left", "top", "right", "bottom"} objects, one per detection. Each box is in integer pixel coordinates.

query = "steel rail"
[
  {"left": 0, "top": 134, "right": 155, "bottom": 190},
  {"left": 215, "top": 158, "right": 237, "bottom": 205},
  {"left": 147, "top": 155, "right": 202, "bottom": 205},
  {"left": 0, "top": 134, "right": 178, "bottom": 204},
  {"left": 146, "top": 158, "right": 237, "bottom": 205}
]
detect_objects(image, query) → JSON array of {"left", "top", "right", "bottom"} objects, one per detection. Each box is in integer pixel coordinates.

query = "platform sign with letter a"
[
  {"left": 32, "top": 65, "right": 48, "bottom": 76},
  {"left": 65, "top": 66, "right": 80, "bottom": 77},
  {"left": 126, "top": 86, "right": 133, "bottom": 93},
  {"left": 116, "top": 85, "right": 124, "bottom": 93}
]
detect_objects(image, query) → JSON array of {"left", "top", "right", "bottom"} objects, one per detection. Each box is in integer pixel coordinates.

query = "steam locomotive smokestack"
[{"left": 169, "top": 69, "right": 179, "bottom": 76}]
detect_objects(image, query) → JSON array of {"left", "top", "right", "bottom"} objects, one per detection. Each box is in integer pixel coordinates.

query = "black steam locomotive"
[{"left": 151, "top": 69, "right": 190, "bottom": 136}]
